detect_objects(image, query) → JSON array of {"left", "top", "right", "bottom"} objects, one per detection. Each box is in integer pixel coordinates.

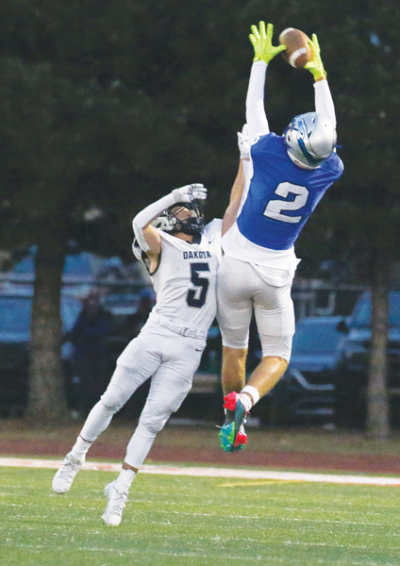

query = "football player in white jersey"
[
  {"left": 52, "top": 153, "right": 246, "bottom": 525},
  {"left": 217, "top": 22, "right": 344, "bottom": 452}
]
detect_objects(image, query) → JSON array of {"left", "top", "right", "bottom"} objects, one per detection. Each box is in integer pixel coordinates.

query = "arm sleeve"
[
  {"left": 238, "top": 159, "right": 252, "bottom": 214},
  {"left": 132, "top": 192, "right": 176, "bottom": 252},
  {"left": 246, "top": 61, "right": 270, "bottom": 145},
  {"left": 314, "top": 79, "right": 336, "bottom": 128}
]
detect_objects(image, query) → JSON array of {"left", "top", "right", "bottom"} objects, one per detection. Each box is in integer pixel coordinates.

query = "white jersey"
[{"left": 133, "top": 219, "right": 222, "bottom": 333}]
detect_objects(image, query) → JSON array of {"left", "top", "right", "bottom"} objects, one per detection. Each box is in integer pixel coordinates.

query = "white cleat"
[
  {"left": 52, "top": 453, "right": 84, "bottom": 494},
  {"left": 102, "top": 480, "right": 128, "bottom": 526}
]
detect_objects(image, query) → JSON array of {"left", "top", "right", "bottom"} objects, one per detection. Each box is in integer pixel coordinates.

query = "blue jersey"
[{"left": 237, "top": 133, "right": 344, "bottom": 251}]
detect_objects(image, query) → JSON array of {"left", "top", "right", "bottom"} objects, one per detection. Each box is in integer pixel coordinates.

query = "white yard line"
[{"left": 1, "top": 456, "right": 400, "bottom": 487}]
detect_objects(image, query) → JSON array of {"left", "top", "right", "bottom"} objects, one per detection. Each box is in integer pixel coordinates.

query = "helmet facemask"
[
  {"left": 152, "top": 201, "right": 205, "bottom": 235},
  {"left": 283, "top": 112, "right": 337, "bottom": 169}
]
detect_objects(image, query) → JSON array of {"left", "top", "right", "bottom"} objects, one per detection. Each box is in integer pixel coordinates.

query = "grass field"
[{"left": 1, "top": 465, "right": 400, "bottom": 566}]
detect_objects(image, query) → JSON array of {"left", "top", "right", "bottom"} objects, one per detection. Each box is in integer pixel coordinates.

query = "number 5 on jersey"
[
  {"left": 264, "top": 182, "right": 309, "bottom": 224},
  {"left": 187, "top": 263, "right": 209, "bottom": 308}
]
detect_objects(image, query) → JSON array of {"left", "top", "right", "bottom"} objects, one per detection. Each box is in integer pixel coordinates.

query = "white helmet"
[
  {"left": 283, "top": 112, "right": 337, "bottom": 169},
  {"left": 151, "top": 201, "right": 205, "bottom": 235}
]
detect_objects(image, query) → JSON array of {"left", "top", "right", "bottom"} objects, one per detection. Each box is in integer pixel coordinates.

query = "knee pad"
[
  {"left": 220, "top": 330, "right": 250, "bottom": 350},
  {"left": 133, "top": 421, "right": 157, "bottom": 442},
  {"left": 100, "top": 364, "right": 142, "bottom": 412},
  {"left": 139, "top": 388, "right": 189, "bottom": 434},
  {"left": 139, "top": 411, "right": 169, "bottom": 435},
  {"left": 100, "top": 384, "right": 128, "bottom": 412},
  {"left": 99, "top": 393, "right": 121, "bottom": 413},
  {"left": 259, "top": 334, "right": 293, "bottom": 362}
]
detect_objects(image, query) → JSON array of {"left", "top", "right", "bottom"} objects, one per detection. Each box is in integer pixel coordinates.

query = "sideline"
[{"left": 1, "top": 457, "right": 400, "bottom": 486}]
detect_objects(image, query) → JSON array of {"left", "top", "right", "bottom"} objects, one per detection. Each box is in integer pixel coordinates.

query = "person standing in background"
[{"left": 70, "top": 291, "right": 111, "bottom": 414}]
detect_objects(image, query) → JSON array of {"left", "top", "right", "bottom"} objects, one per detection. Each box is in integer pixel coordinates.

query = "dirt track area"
[{"left": 2, "top": 419, "right": 400, "bottom": 475}]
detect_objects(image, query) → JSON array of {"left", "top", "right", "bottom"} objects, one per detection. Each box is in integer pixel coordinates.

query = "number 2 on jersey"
[
  {"left": 187, "top": 263, "right": 209, "bottom": 308},
  {"left": 264, "top": 182, "right": 309, "bottom": 224}
]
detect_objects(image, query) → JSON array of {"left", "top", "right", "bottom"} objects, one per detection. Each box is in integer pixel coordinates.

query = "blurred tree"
[
  {"left": 0, "top": 0, "right": 259, "bottom": 423},
  {"left": 0, "top": 0, "right": 399, "bottom": 432}
]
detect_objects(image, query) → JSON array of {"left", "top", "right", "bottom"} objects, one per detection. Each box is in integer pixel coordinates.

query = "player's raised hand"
[
  {"left": 172, "top": 183, "right": 207, "bottom": 203},
  {"left": 304, "top": 34, "right": 327, "bottom": 81},
  {"left": 237, "top": 124, "right": 250, "bottom": 160},
  {"left": 249, "top": 21, "right": 287, "bottom": 64}
]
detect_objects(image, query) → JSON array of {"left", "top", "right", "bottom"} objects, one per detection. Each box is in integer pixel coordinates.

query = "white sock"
[
  {"left": 240, "top": 385, "right": 260, "bottom": 409},
  {"left": 115, "top": 468, "right": 136, "bottom": 493},
  {"left": 237, "top": 393, "right": 252, "bottom": 413},
  {"left": 69, "top": 436, "right": 92, "bottom": 463}
]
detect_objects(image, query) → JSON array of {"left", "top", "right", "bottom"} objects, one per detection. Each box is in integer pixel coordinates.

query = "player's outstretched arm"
[
  {"left": 237, "top": 124, "right": 250, "bottom": 161},
  {"left": 304, "top": 34, "right": 327, "bottom": 81},
  {"left": 132, "top": 184, "right": 207, "bottom": 255},
  {"left": 246, "top": 22, "right": 284, "bottom": 145},
  {"left": 249, "top": 21, "right": 287, "bottom": 64},
  {"left": 306, "top": 34, "right": 336, "bottom": 127},
  {"left": 222, "top": 126, "right": 248, "bottom": 236}
]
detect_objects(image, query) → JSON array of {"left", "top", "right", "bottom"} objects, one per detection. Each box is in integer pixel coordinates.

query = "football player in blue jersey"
[{"left": 217, "top": 21, "right": 344, "bottom": 452}]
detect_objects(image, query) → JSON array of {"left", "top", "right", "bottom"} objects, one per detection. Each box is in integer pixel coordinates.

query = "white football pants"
[
  {"left": 79, "top": 321, "right": 205, "bottom": 469},
  {"left": 217, "top": 255, "right": 295, "bottom": 361}
]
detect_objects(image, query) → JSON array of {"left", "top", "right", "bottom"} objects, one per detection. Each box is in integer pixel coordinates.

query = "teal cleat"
[{"left": 218, "top": 392, "right": 249, "bottom": 452}]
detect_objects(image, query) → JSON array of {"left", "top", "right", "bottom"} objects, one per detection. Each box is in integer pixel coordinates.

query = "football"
[{"left": 279, "top": 28, "right": 313, "bottom": 69}]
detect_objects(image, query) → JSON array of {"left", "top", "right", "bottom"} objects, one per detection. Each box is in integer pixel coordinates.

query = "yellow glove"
[
  {"left": 249, "top": 21, "right": 287, "bottom": 64},
  {"left": 304, "top": 34, "right": 327, "bottom": 81}
]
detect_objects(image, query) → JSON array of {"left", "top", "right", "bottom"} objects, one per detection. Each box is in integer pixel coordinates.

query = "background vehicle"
[
  {"left": 0, "top": 290, "right": 81, "bottom": 416},
  {"left": 334, "top": 291, "right": 400, "bottom": 428},
  {"left": 2, "top": 248, "right": 126, "bottom": 285}
]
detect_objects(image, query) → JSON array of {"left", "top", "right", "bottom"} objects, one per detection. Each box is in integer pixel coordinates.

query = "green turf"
[{"left": 1, "top": 467, "right": 400, "bottom": 566}]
